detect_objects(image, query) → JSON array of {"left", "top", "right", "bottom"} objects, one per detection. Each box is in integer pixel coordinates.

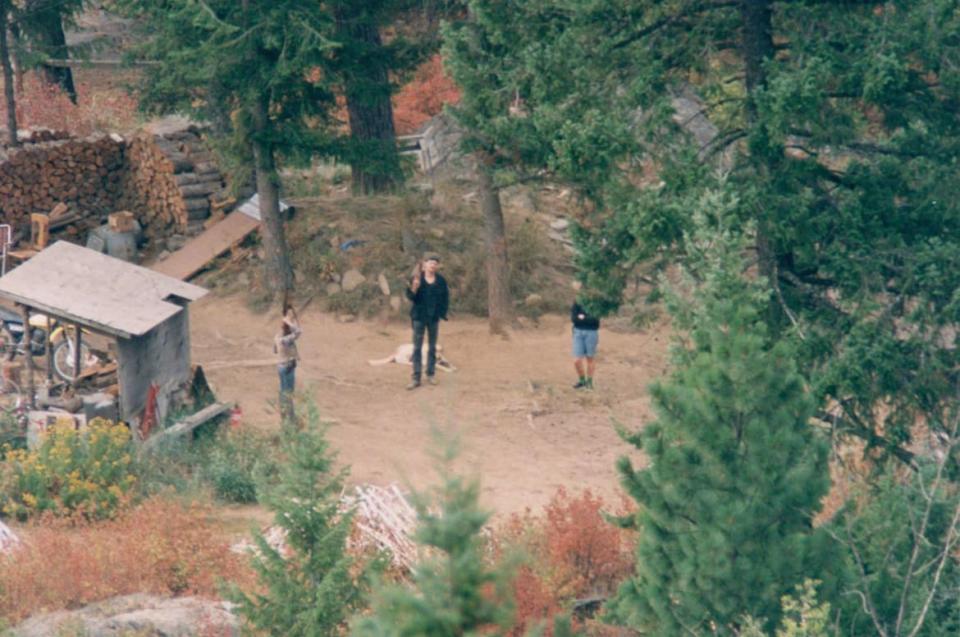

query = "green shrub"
[
  {"left": 134, "top": 435, "right": 206, "bottom": 499},
  {"left": 135, "top": 421, "right": 280, "bottom": 505},
  {"left": 0, "top": 419, "right": 136, "bottom": 521},
  {"left": 229, "top": 405, "right": 365, "bottom": 636},
  {"left": 740, "top": 580, "right": 834, "bottom": 637},
  {"left": 0, "top": 407, "right": 24, "bottom": 451},
  {"left": 201, "top": 427, "right": 280, "bottom": 504}
]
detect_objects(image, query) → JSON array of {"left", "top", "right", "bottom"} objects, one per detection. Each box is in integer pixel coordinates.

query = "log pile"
[
  {"left": 121, "top": 128, "right": 226, "bottom": 238},
  {"left": 344, "top": 483, "right": 419, "bottom": 571},
  {"left": 231, "top": 483, "right": 421, "bottom": 573},
  {"left": 0, "top": 134, "right": 125, "bottom": 231},
  {"left": 0, "top": 126, "right": 232, "bottom": 249}
]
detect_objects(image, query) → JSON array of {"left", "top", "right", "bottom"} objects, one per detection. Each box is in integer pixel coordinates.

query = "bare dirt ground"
[{"left": 190, "top": 294, "right": 671, "bottom": 517}]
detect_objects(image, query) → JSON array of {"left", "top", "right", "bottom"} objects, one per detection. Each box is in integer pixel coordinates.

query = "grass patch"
[{"left": 136, "top": 425, "right": 281, "bottom": 505}]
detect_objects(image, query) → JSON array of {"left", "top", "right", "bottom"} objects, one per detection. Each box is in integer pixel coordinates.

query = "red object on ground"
[
  {"left": 140, "top": 383, "right": 159, "bottom": 439},
  {"left": 229, "top": 405, "right": 242, "bottom": 429}
]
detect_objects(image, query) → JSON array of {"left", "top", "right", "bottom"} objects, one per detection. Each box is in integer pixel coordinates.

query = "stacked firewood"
[
  {"left": 121, "top": 129, "right": 225, "bottom": 237},
  {"left": 0, "top": 134, "right": 125, "bottom": 228},
  {"left": 15, "top": 128, "right": 73, "bottom": 144}
]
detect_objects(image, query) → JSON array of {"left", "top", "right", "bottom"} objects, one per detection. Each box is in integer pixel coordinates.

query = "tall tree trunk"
[
  {"left": 740, "top": 0, "right": 774, "bottom": 121},
  {"left": 335, "top": 5, "right": 401, "bottom": 195},
  {"left": 251, "top": 93, "right": 294, "bottom": 296},
  {"left": 477, "top": 153, "right": 511, "bottom": 335},
  {"left": 740, "top": 0, "right": 782, "bottom": 327},
  {"left": 9, "top": 21, "right": 23, "bottom": 94},
  {"left": 0, "top": 2, "right": 18, "bottom": 147},
  {"left": 24, "top": 0, "right": 76, "bottom": 103}
]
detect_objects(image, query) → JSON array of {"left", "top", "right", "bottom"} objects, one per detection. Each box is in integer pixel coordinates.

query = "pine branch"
[
  {"left": 610, "top": 1, "right": 740, "bottom": 51},
  {"left": 813, "top": 406, "right": 917, "bottom": 469},
  {"left": 192, "top": 0, "right": 241, "bottom": 32}
]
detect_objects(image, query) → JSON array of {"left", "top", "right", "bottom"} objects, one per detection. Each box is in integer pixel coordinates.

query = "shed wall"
[{"left": 117, "top": 307, "right": 191, "bottom": 425}]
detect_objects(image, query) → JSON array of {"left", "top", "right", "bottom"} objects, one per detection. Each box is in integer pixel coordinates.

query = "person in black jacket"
[
  {"left": 571, "top": 300, "right": 600, "bottom": 389},
  {"left": 405, "top": 254, "right": 449, "bottom": 389}
]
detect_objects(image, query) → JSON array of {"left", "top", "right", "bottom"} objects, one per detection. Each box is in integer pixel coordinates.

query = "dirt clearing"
[{"left": 191, "top": 295, "right": 669, "bottom": 516}]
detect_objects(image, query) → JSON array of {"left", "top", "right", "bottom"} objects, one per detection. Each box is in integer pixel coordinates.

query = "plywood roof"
[{"left": 0, "top": 241, "right": 207, "bottom": 338}]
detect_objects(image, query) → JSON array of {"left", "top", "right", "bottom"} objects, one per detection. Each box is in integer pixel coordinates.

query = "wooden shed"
[{"left": 0, "top": 241, "right": 207, "bottom": 426}]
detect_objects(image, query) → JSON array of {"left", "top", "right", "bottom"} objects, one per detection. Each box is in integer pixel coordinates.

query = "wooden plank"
[
  {"left": 76, "top": 361, "right": 118, "bottom": 381},
  {"left": 201, "top": 358, "right": 276, "bottom": 371},
  {"left": 140, "top": 401, "right": 233, "bottom": 451},
  {"left": 150, "top": 212, "right": 260, "bottom": 281}
]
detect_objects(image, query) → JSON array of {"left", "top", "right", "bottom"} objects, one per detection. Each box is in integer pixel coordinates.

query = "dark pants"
[{"left": 411, "top": 319, "right": 439, "bottom": 381}]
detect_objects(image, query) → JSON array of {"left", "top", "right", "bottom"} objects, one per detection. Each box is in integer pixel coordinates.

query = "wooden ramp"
[{"left": 150, "top": 212, "right": 259, "bottom": 281}]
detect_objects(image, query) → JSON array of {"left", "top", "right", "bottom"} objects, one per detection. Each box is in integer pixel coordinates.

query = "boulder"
[
  {"left": 524, "top": 293, "right": 543, "bottom": 308},
  {"left": 341, "top": 269, "right": 366, "bottom": 292},
  {"left": 390, "top": 295, "right": 402, "bottom": 313},
  {"left": 0, "top": 520, "right": 19, "bottom": 555},
  {"left": 549, "top": 218, "right": 569, "bottom": 231},
  {"left": 13, "top": 594, "right": 240, "bottom": 637},
  {"left": 325, "top": 282, "right": 342, "bottom": 296}
]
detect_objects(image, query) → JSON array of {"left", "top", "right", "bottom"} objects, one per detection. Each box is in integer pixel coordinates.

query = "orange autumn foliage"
[
  {"left": 0, "top": 498, "right": 254, "bottom": 624},
  {"left": 393, "top": 55, "right": 461, "bottom": 134},
  {"left": 500, "top": 488, "right": 635, "bottom": 636}
]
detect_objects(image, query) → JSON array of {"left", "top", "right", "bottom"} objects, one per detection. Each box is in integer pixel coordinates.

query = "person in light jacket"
[{"left": 274, "top": 304, "right": 301, "bottom": 419}]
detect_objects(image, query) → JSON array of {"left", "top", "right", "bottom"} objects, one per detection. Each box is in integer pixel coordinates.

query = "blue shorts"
[{"left": 572, "top": 328, "right": 599, "bottom": 358}]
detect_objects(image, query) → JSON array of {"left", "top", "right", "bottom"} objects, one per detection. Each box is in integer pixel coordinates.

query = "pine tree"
[
  {"left": 441, "top": 0, "right": 960, "bottom": 465},
  {"left": 351, "top": 435, "right": 580, "bottom": 637},
  {"left": 118, "top": 0, "right": 342, "bottom": 296},
  {"left": 351, "top": 444, "right": 513, "bottom": 636},
  {"left": 329, "top": 1, "right": 430, "bottom": 195},
  {"left": 831, "top": 455, "right": 960, "bottom": 637},
  {"left": 608, "top": 192, "right": 834, "bottom": 635},
  {"left": 20, "top": 0, "right": 84, "bottom": 103},
  {"left": 229, "top": 407, "right": 364, "bottom": 636}
]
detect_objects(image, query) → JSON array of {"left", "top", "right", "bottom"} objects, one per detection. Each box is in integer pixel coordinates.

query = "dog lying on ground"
[{"left": 368, "top": 343, "right": 456, "bottom": 372}]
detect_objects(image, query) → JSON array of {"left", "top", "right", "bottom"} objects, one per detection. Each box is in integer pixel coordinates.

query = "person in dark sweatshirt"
[
  {"left": 405, "top": 254, "right": 449, "bottom": 389},
  {"left": 571, "top": 300, "right": 600, "bottom": 389}
]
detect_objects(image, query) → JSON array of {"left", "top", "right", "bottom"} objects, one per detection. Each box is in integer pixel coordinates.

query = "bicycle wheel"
[{"left": 53, "top": 339, "right": 93, "bottom": 382}]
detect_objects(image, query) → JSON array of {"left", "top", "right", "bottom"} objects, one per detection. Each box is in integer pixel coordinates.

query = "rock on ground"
[
  {"left": 377, "top": 272, "right": 391, "bottom": 296},
  {"left": 12, "top": 594, "right": 240, "bottom": 637},
  {"left": 0, "top": 520, "right": 18, "bottom": 554},
  {"left": 341, "top": 269, "right": 367, "bottom": 292}
]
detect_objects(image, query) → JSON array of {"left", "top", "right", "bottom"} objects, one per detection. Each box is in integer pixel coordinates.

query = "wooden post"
[
  {"left": 45, "top": 314, "right": 53, "bottom": 382},
  {"left": 72, "top": 323, "right": 81, "bottom": 387},
  {"left": 20, "top": 304, "right": 33, "bottom": 408}
]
